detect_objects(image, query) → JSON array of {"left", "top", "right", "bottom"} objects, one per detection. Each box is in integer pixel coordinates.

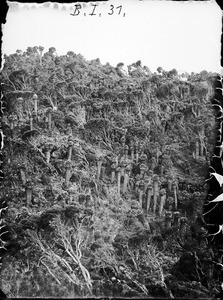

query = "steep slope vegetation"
[{"left": 0, "top": 46, "right": 219, "bottom": 297}]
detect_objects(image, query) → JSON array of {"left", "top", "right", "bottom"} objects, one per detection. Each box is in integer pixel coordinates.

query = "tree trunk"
[
  {"left": 165, "top": 212, "right": 172, "bottom": 229},
  {"left": 195, "top": 140, "right": 199, "bottom": 159},
  {"left": 26, "top": 189, "right": 32, "bottom": 206},
  {"left": 167, "top": 197, "right": 174, "bottom": 211},
  {"left": 65, "top": 169, "right": 71, "bottom": 186},
  {"left": 34, "top": 99, "right": 38, "bottom": 114},
  {"left": 97, "top": 160, "right": 102, "bottom": 181},
  {"left": 100, "top": 166, "right": 106, "bottom": 180},
  {"left": 159, "top": 194, "right": 166, "bottom": 216},
  {"left": 20, "top": 169, "right": 26, "bottom": 185},
  {"left": 10, "top": 121, "right": 14, "bottom": 130},
  {"left": 147, "top": 174, "right": 153, "bottom": 185},
  {"left": 124, "top": 150, "right": 128, "bottom": 160},
  {"left": 123, "top": 173, "right": 129, "bottom": 193},
  {"left": 153, "top": 183, "right": 159, "bottom": 213},
  {"left": 111, "top": 170, "right": 115, "bottom": 183},
  {"left": 18, "top": 106, "right": 24, "bottom": 121},
  {"left": 48, "top": 113, "right": 52, "bottom": 131},
  {"left": 147, "top": 188, "right": 153, "bottom": 213},
  {"left": 30, "top": 117, "right": 33, "bottom": 130},
  {"left": 86, "top": 107, "right": 90, "bottom": 121},
  {"left": 200, "top": 142, "right": 203, "bottom": 157},
  {"left": 135, "top": 150, "right": 139, "bottom": 164},
  {"left": 117, "top": 171, "right": 121, "bottom": 196},
  {"left": 167, "top": 178, "right": 172, "bottom": 191},
  {"left": 137, "top": 100, "right": 142, "bottom": 120},
  {"left": 151, "top": 159, "right": 156, "bottom": 171},
  {"left": 156, "top": 147, "right": 160, "bottom": 163},
  {"left": 139, "top": 190, "right": 143, "bottom": 209},
  {"left": 200, "top": 138, "right": 205, "bottom": 157},
  {"left": 46, "top": 151, "right": 51, "bottom": 164},
  {"left": 160, "top": 165, "right": 164, "bottom": 176},
  {"left": 68, "top": 146, "right": 73, "bottom": 161},
  {"left": 173, "top": 188, "right": 178, "bottom": 209}
]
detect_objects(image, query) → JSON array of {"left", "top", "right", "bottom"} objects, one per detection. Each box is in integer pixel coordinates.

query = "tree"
[
  {"left": 49, "top": 47, "right": 57, "bottom": 55},
  {"left": 168, "top": 68, "right": 178, "bottom": 78},
  {"left": 157, "top": 67, "right": 163, "bottom": 74},
  {"left": 1, "top": 48, "right": 217, "bottom": 298}
]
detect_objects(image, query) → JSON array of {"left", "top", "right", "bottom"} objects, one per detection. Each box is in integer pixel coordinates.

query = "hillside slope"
[{"left": 0, "top": 46, "right": 219, "bottom": 298}]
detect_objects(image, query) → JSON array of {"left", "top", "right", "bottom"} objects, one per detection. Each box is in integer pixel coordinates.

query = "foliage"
[{"left": 0, "top": 47, "right": 219, "bottom": 297}]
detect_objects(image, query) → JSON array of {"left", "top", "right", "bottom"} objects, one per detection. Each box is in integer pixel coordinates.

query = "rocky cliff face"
[{"left": 0, "top": 47, "right": 219, "bottom": 297}]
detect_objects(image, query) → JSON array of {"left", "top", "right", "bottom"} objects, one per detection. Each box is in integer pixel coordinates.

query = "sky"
[{"left": 2, "top": 0, "right": 222, "bottom": 73}]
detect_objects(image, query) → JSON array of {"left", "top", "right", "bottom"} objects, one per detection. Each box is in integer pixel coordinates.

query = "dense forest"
[{"left": 0, "top": 46, "right": 221, "bottom": 298}]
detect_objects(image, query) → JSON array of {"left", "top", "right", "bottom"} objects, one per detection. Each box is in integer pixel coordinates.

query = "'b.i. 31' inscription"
[{"left": 70, "top": 4, "right": 126, "bottom": 17}]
